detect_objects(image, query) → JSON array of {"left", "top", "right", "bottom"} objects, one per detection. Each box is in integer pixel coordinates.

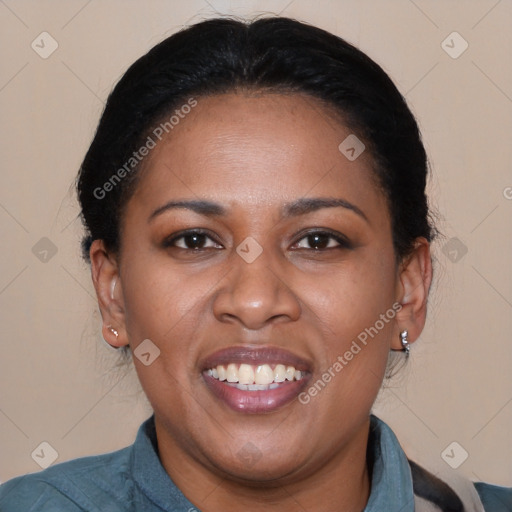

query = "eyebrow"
[
  {"left": 148, "top": 197, "right": 368, "bottom": 223},
  {"left": 148, "top": 200, "right": 226, "bottom": 222},
  {"left": 282, "top": 197, "right": 368, "bottom": 222}
]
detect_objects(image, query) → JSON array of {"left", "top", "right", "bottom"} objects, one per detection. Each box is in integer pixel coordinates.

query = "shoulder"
[
  {"left": 474, "top": 482, "right": 512, "bottom": 512},
  {"left": 0, "top": 447, "right": 133, "bottom": 512}
]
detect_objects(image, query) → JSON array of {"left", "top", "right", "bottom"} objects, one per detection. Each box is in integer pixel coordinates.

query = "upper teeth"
[{"left": 205, "top": 363, "right": 304, "bottom": 385}]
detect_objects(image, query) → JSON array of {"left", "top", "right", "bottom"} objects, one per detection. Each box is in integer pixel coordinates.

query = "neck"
[{"left": 155, "top": 417, "right": 372, "bottom": 512}]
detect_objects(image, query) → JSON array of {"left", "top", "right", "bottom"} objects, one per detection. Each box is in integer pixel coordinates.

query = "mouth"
[{"left": 201, "top": 346, "right": 312, "bottom": 413}]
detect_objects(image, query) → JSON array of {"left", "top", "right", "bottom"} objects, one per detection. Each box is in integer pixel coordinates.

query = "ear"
[
  {"left": 90, "top": 239, "right": 129, "bottom": 348},
  {"left": 391, "top": 238, "right": 433, "bottom": 351}
]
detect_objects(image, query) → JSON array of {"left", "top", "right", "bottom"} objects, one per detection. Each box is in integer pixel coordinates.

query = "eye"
[
  {"left": 291, "top": 230, "right": 351, "bottom": 250},
  {"left": 164, "top": 230, "right": 223, "bottom": 250}
]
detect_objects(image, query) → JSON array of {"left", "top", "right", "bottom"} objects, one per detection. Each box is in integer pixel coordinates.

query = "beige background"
[{"left": 1, "top": 0, "right": 511, "bottom": 488}]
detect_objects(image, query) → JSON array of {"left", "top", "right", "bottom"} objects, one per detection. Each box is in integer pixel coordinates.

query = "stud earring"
[
  {"left": 400, "top": 330, "right": 410, "bottom": 358},
  {"left": 103, "top": 325, "right": 120, "bottom": 350},
  {"left": 107, "top": 325, "right": 119, "bottom": 338}
]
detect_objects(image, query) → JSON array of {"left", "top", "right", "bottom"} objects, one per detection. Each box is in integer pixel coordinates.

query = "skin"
[{"left": 90, "top": 92, "right": 432, "bottom": 512}]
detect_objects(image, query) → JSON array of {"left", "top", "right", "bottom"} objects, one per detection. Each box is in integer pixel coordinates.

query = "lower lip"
[{"left": 203, "top": 373, "right": 310, "bottom": 413}]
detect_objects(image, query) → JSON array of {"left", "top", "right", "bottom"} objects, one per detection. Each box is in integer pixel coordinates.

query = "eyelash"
[
  {"left": 163, "top": 229, "right": 352, "bottom": 252},
  {"left": 163, "top": 229, "right": 222, "bottom": 250},
  {"left": 291, "top": 229, "right": 352, "bottom": 251}
]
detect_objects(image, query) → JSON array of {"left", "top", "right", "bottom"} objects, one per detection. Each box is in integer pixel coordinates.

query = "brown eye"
[
  {"left": 305, "top": 233, "right": 331, "bottom": 250},
  {"left": 292, "top": 230, "right": 351, "bottom": 251},
  {"left": 164, "top": 230, "right": 223, "bottom": 250}
]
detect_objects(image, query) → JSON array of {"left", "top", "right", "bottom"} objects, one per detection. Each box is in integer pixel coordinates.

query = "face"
[{"left": 93, "top": 92, "right": 429, "bottom": 485}]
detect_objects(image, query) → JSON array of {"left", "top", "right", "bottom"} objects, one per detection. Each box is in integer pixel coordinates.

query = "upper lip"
[{"left": 200, "top": 345, "right": 313, "bottom": 373}]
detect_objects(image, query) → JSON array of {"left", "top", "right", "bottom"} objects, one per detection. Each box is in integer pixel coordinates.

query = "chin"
[{"left": 206, "top": 445, "right": 309, "bottom": 486}]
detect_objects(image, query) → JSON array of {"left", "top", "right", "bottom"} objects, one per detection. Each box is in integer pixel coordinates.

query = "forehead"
[{"left": 130, "top": 92, "right": 385, "bottom": 217}]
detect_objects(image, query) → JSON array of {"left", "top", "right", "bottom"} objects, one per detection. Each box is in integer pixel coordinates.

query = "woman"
[{"left": 0, "top": 16, "right": 509, "bottom": 512}]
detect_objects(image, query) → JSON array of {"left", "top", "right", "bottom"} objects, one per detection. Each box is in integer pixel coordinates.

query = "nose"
[{"left": 212, "top": 251, "right": 301, "bottom": 330}]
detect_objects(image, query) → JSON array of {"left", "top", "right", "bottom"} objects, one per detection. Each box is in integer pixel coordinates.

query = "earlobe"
[
  {"left": 102, "top": 324, "right": 121, "bottom": 350},
  {"left": 391, "top": 238, "right": 433, "bottom": 351},
  {"left": 89, "top": 240, "right": 129, "bottom": 348}
]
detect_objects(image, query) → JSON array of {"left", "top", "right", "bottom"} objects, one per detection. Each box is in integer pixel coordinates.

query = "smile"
[
  {"left": 201, "top": 347, "right": 312, "bottom": 413},
  {"left": 205, "top": 363, "right": 306, "bottom": 390}
]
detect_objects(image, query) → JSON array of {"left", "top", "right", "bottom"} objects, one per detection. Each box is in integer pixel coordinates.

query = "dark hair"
[{"left": 77, "top": 16, "right": 435, "bottom": 261}]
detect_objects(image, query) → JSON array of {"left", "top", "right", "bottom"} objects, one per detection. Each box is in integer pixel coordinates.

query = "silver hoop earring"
[{"left": 400, "top": 330, "right": 410, "bottom": 358}]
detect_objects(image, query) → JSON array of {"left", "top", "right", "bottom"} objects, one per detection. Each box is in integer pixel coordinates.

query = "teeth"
[
  {"left": 206, "top": 363, "right": 305, "bottom": 386},
  {"left": 238, "top": 364, "right": 255, "bottom": 385},
  {"left": 274, "top": 364, "right": 287, "bottom": 382},
  {"left": 217, "top": 365, "right": 227, "bottom": 381},
  {"left": 226, "top": 363, "right": 238, "bottom": 383},
  {"left": 229, "top": 382, "right": 281, "bottom": 391},
  {"left": 255, "top": 364, "right": 274, "bottom": 385}
]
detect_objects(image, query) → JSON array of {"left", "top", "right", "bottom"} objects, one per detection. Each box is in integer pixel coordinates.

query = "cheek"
[
  {"left": 121, "top": 252, "right": 207, "bottom": 334},
  {"left": 119, "top": 252, "right": 228, "bottom": 380},
  {"left": 300, "top": 260, "right": 397, "bottom": 417},
  {"left": 119, "top": 256, "right": 210, "bottom": 408},
  {"left": 304, "top": 248, "right": 398, "bottom": 340},
  {"left": 297, "top": 247, "right": 398, "bottom": 410}
]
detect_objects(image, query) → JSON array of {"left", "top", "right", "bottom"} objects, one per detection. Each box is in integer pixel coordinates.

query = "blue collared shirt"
[{"left": 0, "top": 415, "right": 510, "bottom": 511}]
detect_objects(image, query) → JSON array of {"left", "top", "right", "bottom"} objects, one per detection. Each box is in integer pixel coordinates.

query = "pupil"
[
  {"left": 186, "top": 234, "right": 205, "bottom": 249},
  {"left": 309, "top": 234, "right": 328, "bottom": 249}
]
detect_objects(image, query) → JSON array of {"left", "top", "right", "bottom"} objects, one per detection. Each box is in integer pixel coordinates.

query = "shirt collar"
[
  {"left": 131, "top": 415, "right": 197, "bottom": 511},
  {"left": 365, "top": 414, "right": 415, "bottom": 511},
  {"left": 131, "top": 414, "right": 414, "bottom": 511}
]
